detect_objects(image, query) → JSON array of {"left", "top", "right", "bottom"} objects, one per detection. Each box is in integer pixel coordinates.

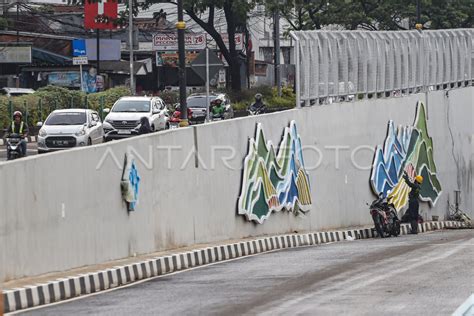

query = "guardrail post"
[{"left": 290, "top": 31, "right": 301, "bottom": 108}]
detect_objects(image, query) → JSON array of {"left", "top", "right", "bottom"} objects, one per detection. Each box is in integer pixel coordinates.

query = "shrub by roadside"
[{"left": 0, "top": 86, "right": 130, "bottom": 131}]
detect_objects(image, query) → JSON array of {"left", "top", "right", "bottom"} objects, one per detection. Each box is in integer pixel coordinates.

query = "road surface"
[
  {"left": 20, "top": 230, "right": 473, "bottom": 315},
  {"left": 0, "top": 142, "right": 37, "bottom": 161}
]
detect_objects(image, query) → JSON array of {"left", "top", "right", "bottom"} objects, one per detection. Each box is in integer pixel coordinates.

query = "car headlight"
[
  {"left": 103, "top": 121, "right": 113, "bottom": 129},
  {"left": 75, "top": 129, "right": 86, "bottom": 136},
  {"left": 39, "top": 129, "right": 47, "bottom": 137}
]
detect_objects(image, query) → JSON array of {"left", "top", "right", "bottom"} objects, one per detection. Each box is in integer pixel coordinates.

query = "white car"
[
  {"left": 37, "top": 109, "right": 104, "bottom": 154},
  {"left": 102, "top": 96, "right": 170, "bottom": 141},
  {"left": 0, "top": 87, "right": 35, "bottom": 97}
]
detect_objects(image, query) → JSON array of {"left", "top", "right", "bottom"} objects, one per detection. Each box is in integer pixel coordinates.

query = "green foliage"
[
  {"left": 159, "top": 90, "right": 180, "bottom": 106},
  {"left": 228, "top": 85, "right": 295, "bottom": 111},
  {"left": 0, "top": 86, "right": 130, "bottom": 130},
  {"left": 270, "top": 0, "right": 473, "bottom": 30},
  {"left": 0, "top": 17, "right": 8, "bottom": 29}
]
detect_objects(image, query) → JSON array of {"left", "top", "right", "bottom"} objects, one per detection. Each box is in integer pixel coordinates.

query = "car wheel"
[
  {"left": 88, "top": 138, "right": 92, "bottom": 146},
  {"left": 151, "top": 124, "right": 155, "bottom": 132}
]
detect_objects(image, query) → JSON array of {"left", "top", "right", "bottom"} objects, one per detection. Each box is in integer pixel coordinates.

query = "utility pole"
[
  {"left": 96, "top": 29, "right": 100, "bottom": 78},
  {"left": 128, "top": 0, "right": 135, "bottom": 95},
  {"left": 415, "top": 0, "right": 422, "bottom": 30},
  {"left": 16, "top": 0, "right": 19, "bottom": 42},
  {"left": 177, "top": 0, "right": 188, "bottom": 125},
  {"left": 245, "top": 26, "right": 251, "bottom": 89},
  {"left": 273, "top": 9, "right": 281, "bottom": 97}
]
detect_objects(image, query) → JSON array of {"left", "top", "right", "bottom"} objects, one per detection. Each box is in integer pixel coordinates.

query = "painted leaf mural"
[
  {"left": 238, "top": 121, "right": 312, "bottom": 224},
  {"left": 370, "top": 101, "right": 442, "bottom": 211}
]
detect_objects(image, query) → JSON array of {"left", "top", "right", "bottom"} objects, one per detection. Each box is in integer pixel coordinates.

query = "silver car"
[{"left": 37, "top": 109, "right": 104, "bottom": 154}]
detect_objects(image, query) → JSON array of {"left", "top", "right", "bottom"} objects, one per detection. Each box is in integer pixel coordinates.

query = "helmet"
[
  {"left": 13, "top": 111, "right": 22, "bottom": 119},
  {"left": 255, "top": 93, "right": 262, "bottom": 101},
  {"left": 415, "top": 175, "right": 424, "bottom": 184}
]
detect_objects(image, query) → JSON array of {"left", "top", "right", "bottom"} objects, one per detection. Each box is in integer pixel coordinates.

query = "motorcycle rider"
[
  {"left": 137, "top": 117, "right": 151, "bottom": 135},
  {"left": 211, "top": 98, "right": 225, "bottom": 118},
  {"left": 249, "top": 93, "right": 266, "bottom": 113},
  {"left": 403, "top": 172, "right": 424, "bottom": 234},
  {"left": 6, "top": 111, "right": 29, "bottom": 157}
]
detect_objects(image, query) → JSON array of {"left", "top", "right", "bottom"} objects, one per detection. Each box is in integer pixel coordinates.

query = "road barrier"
[
  {"left": 0, "top": 87, "right": 472, "bottom": 285},
  {"left": 291, "top": 29, "right": 473, "bottom": 106}
]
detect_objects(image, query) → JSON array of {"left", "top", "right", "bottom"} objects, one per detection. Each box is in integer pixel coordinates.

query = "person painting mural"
[{"left": 403, "top": 172, "right": 424, "bottom": 234}]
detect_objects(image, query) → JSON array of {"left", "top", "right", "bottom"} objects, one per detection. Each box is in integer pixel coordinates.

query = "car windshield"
[
  {"left": 112, "top": 100, "right": 150, "bottom": 113},
  {"left": 45, "top": 112, "right": 87, "bottom": 126},
  {"left": 9, "top": 92, "right": 32, "bottom": 97},
  {"left": 187, "top": 96, "right": 217, "bottom": 108}
]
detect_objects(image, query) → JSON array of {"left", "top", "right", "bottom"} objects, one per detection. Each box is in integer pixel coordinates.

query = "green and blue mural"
[
  {"left": 121, "top": 154, "right": 141, "bottom": 212},
  {"left": 238, "top": 120, "right": 312, "bottom": 224},
  {"left": 370, "top": 101, "right": 442, "bottom": 211}
]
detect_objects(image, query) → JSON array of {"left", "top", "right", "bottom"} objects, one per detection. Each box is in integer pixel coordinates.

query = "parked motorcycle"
[
  {"left": 368, "top": 193, "right": 401, "bottom": 238},
  {"left": 6, "top": 133, "right": 24, "bottom": 160}
]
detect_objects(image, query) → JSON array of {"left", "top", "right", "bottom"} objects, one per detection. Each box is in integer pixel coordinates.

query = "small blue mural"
[{"left": 121, "top": 154, "right": 141, "bottom": 212}]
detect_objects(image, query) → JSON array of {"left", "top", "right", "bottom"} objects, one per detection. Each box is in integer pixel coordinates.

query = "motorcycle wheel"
[
  {"left": 373, "top": 215, "right": 385, "bottom": 238},
  {"left": 388, "top": 208, "right": 400, "bottom": 237},
  {"left": 391, "top": 220, "right": 401, "bottom": 237}
]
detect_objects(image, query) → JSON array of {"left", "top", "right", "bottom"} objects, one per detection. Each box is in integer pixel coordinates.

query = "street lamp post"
[
  {"left": 129, "top": 0, "right": 135, "bottom": 95},
  {"left": 415, "top": 0, "right": 422, "bottom": 30},
  {"left": 177, "top": 0, "right": 188, "bottom": 126}
]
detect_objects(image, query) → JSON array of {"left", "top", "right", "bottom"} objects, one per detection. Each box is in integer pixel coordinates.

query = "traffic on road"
[{"left": 0, "top": 93, "right": 266, "bottom": 162}]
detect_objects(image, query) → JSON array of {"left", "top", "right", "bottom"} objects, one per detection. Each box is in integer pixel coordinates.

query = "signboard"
[
  {"left": 156, "top": 51, "right": 198, "bottom": 67},
  {"left": 72, "top": 39, "right": 86, "bottom": 57},
  {"left": 152, "top": 33, "right": 206, "bottom": 51},
  {"left": 48, "top": 72, "right": 81, "bottom": 88},
  {"left": 216, "top": 33, "right": 244, "bottom": 50},
  {"left": 85, "top": 39, "right": 121, "bottom": 61},
  {"left": 48, "top": 71, "right": 102, "bottom": 93},
  {"left": 73, "top": 56, "right": 88, "bottom": 65},
  {"left": 0, "top": 46, "right": 32, "bottom": 63},
  {"left": 84, "top": 0, "right": 118, "bottom": 30},
  {"left": 190, "top": 50, "right": 224, "bottom": 82}
]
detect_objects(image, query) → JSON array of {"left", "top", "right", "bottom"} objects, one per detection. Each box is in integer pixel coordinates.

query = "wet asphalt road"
[{"left": 19, "top": 230, "right": 474, "bottom": 316}]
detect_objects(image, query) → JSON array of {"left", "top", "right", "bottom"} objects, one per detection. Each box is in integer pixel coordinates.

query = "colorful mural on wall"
[
  {"left": 370, "top": 101, "right": 442, "bottom": 211},
  {"left": 238, "top": 120, "right": 312, "bottom": 224},
  {"left": 121, "top": 154, "right": 141, "bottom": 212}
]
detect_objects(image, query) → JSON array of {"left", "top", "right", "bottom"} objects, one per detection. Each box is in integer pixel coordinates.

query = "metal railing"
[{"left": 290, "top": 29, "right": 474, "bottom": 106}]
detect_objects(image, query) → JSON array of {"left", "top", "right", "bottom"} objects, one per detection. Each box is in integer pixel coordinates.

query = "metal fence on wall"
[{"left": 290, "top": 29, "right": 474, "bottom": 106}]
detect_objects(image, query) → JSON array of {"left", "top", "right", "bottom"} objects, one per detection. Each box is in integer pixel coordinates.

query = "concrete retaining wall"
[{"left": 0, "top": 87, "right": 472, "bottom": 282}]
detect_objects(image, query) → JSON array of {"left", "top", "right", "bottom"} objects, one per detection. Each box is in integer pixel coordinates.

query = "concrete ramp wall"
[{"left": 0, "top": 87, "right": 472, "bottom": 282}]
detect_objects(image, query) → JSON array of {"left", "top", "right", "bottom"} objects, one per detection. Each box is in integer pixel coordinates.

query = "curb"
[{"left": 2, "top": 221, "right": 464, "bottom": 314}]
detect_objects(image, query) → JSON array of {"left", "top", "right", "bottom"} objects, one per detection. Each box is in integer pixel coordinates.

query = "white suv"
[{"left": 102, "top": 96, "right": 170, "bottom": 141}]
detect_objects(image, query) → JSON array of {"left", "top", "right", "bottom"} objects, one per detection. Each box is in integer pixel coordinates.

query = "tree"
[
  {"left": 270, "top": 0, "right": 473, "bottom": 31},
  {"left": 69, "top": 0, "right": 257, "bottom": 91},
  {"left": 141, "top": 0, "right": 257, "bottom": 92},
  {"left": 182, "top": 0, "right": 255, "bottom": 92}
]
